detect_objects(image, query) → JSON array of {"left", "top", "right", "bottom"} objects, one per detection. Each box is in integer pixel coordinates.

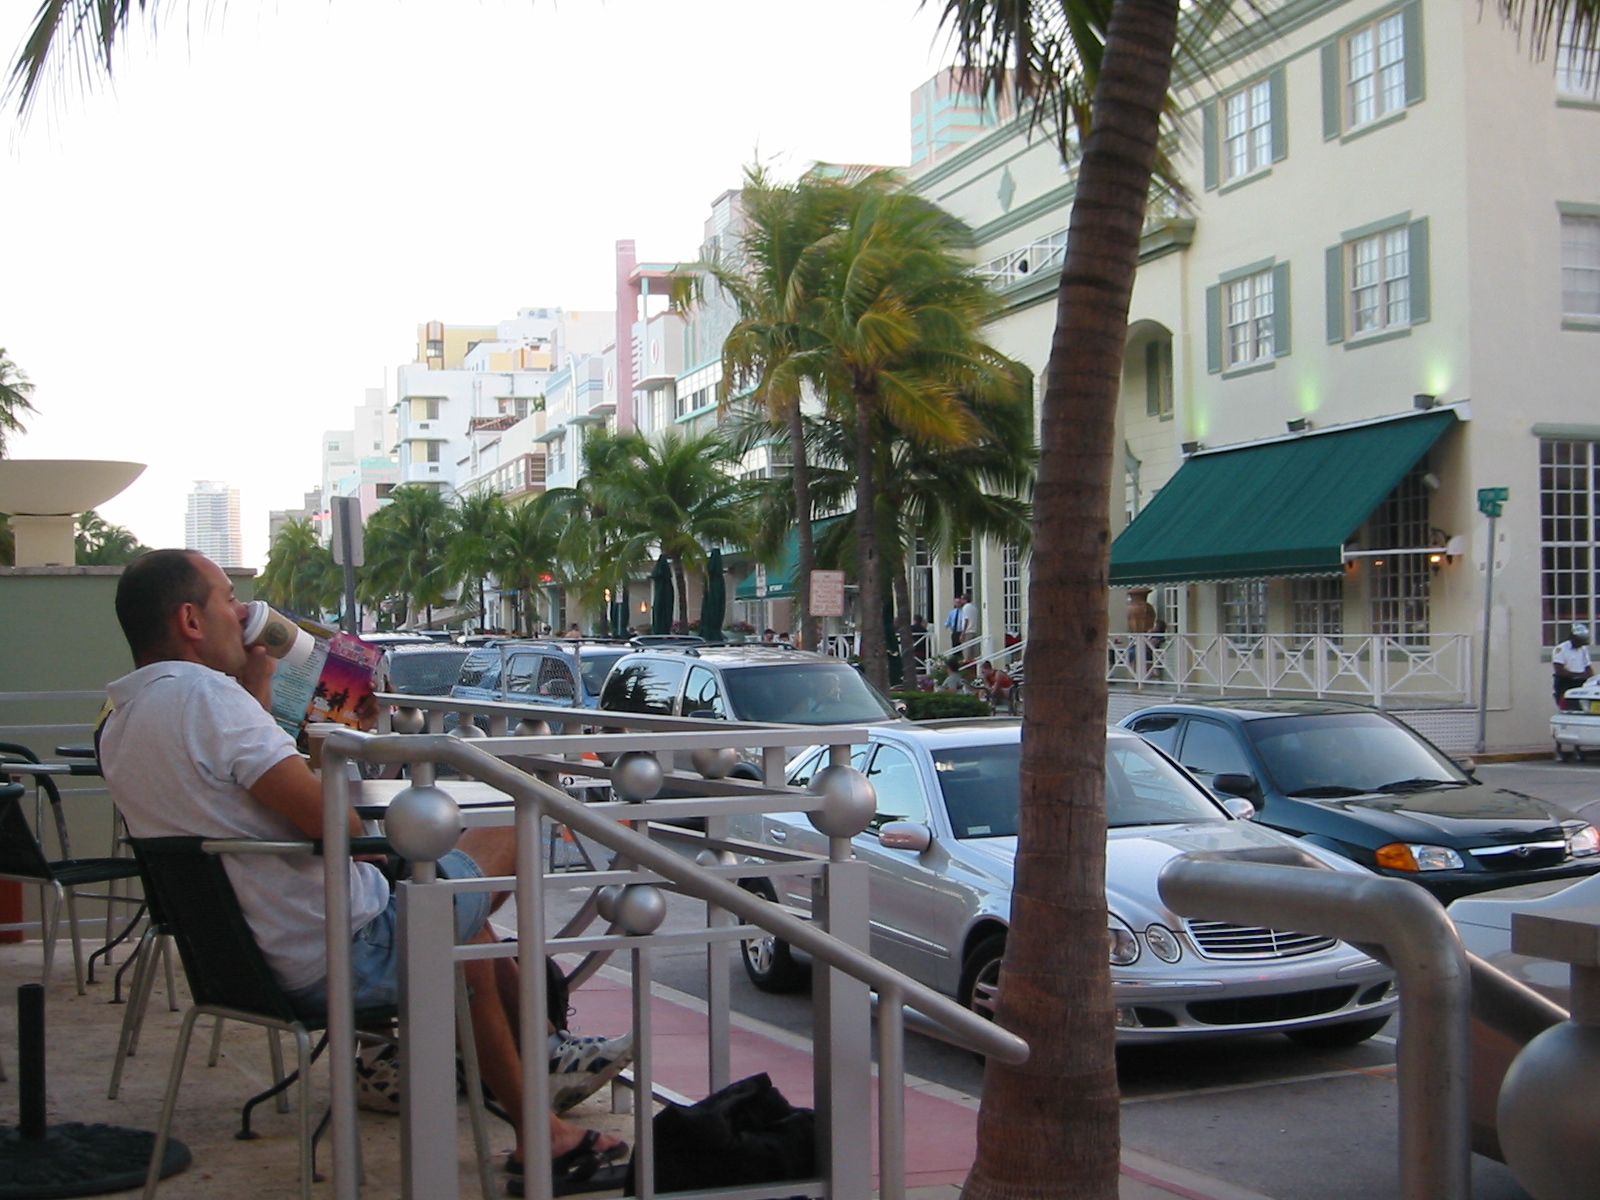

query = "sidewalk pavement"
[{"left": 569, "top": 968, "right": 1275, "bottom": 1200}]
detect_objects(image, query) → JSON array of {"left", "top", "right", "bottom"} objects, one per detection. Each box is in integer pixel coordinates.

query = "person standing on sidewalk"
[{"left": 1553, "top": 623, "right": 1595, "bottom": 707}]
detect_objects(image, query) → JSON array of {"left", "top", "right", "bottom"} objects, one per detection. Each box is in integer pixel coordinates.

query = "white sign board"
[
  {"left": 330, "top": 495, "right": 366, "bottom": 568},
  {"left": 810, "top": 570, "right": 846, "bottom": 617}
]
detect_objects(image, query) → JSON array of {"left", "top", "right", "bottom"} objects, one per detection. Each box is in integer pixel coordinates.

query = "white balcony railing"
[{"left": 1107, "top": 633, "right": 1473, "bottom": 706}]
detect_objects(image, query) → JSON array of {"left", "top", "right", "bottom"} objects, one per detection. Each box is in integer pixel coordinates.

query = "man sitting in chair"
[{"left": 100, "top": 550, "right": 629, "bottom": 1197}]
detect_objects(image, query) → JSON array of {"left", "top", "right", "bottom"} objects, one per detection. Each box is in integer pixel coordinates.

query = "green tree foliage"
[
  {"left": 74, "top": 509, "right": 148, "bottom": 565},
  {"left": 492, "top": 491, "right": 580, "bottom": 634},
  {"left": 260, "top": 517, "right": 342, "bottom": 618},
  {"left": 361, "top": 485, "right": 452, "bottom": 628},
  {"left": 447, "top": 491, "right": 507, "bottom": 627},
  {"left": 0, "top": 348, "right": 38, "bottom": 457}
]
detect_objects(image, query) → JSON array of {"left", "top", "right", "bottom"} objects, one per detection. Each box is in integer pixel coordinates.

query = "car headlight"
[
  {"left": 1375, "top": 842, "right": 1465, "bottom": 872},
  {"left": 1144, "top": 924, "right": 1183, "bottom": 963},
  {"left": 1565, "top": 822, "right": 1600, "bottom": 858},
  {"left": 1109, "top": 915, "right": 1141, "bottom": 965}
]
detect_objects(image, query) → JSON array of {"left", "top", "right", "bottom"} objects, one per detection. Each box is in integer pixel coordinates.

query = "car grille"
[
  {"left": 1184, "top": 920, "right": 1338, "bottom": 959},
  {"left": 1188, "top": 985, "right": 1357, "bottom": 1026},
  {"left": 1467, "top": 841, "right": 1567, "bottom": 872}
]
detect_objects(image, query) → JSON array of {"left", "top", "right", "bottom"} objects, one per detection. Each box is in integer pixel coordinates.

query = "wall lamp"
[
  {"left": 1414, "top": 393, "right": 1438, "bottom": 410},
  {"left": 1286, "top": 418, "right": 1312, "bottom": 433},
  {"left": 1181, "top": 441, "right": 1203, "bottom": 455}
]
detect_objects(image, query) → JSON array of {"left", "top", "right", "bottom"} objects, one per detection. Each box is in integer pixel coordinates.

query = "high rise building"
[{"left": 185, "top": 481, "right": 241, "bottom": 567}]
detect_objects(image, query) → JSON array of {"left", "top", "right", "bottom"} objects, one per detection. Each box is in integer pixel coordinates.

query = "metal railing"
[
  {"left": 1107, "top": 632, "right": 1472, "bottom": 705},
  {"left": 316, "top": 696, "right": 1027, "bottom": 1200}
]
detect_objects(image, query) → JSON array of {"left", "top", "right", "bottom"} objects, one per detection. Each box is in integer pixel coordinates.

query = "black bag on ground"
[{"left": 626, "top": 1072, "right": 815, "bottom": 1193}]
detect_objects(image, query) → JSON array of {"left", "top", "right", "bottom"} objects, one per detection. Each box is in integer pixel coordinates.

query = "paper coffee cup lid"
[{"left": 241, "top": 601, "right": 269, "bottom": 644}]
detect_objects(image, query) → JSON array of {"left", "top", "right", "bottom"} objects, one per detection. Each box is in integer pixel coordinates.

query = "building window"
[
  {"left": 410, "top": 397, "right": 441, "bottom": 421},
  {"left": 1219, "top": 581, "right": 1268, "bottom": 637},
  {"left": 1367, "top": 464, "right": 1431, "bottom": 642},
  {"left": 1125, "top": 445, "right": 1142, "bottom": 525},
  {"left": 426, "top": 339, "right": 444, "bottom": 359},
  {"left": 913, "top": 538, "right": 934, "bottom": 627},
  {"left": 1225, "top": 270, "right": 1276, "bottom": 366},
  {"left": 953, "top": 538, "right": 975, "bottom": 603},
  {"left": 1002, "top": 542, "right": 1022, "bottom": 637},
  {"left": 1556, "top": 17, "right": 1600, "bottom": 99},
  {"left": 1347, "top": 12, "right": 1407, "bottom": 127},
  {"left": 424, "top": 442, "right": 441, "bottom": 463},
  {"left": 1223, "top": 79, "right": 1273, "bottom": 181},
  {"left": 1291, "top": 578, "right": 1344, "bottom": 636},
  {"left": 1144, "top": 338, "right": 1173, "bottom": 417},
  {"left": 1540, "top": 439, "right": 1598, "bottom": 647},
  {"left": 1350, "top": 226, "right": 1411, "bottom": 334},
  {"left": 1160, "top": 585, "right": 1183, "bottom": 634},
  {"left": 1561, "top": 213, "right": 1600, "bottom": 319}
]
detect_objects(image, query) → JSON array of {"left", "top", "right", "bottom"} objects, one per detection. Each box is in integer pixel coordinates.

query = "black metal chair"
[
  {"left": 131, "top": 837, "right": 496, "bottom": 1199},
  {"left": 0, "top": 758, "right": 145, "bottom": 994}
]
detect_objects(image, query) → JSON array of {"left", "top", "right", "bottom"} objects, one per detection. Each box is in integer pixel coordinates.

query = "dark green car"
[{"left": 1121, "top": 699, "right": 1600, "bottom": 901}]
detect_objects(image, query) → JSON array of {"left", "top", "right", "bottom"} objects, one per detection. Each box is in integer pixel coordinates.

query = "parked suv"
[
  {"left": 451, "top": 639, "right": 630, "bottom": 711},
  {"left": 598, "top": 645, "right": 901, "bottom": 728}
]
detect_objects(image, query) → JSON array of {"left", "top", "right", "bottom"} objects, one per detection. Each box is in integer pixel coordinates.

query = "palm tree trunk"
[
  {"left": 788, "top": 404, "right": 819, "bottom": 651},
  {"left": 853, "top": 385, "right": 888, "bottom": 692},
  {"left": 893, "top": 560, "right": 915, "bottom": 684},
  {"left": 672, "top": 558, "right": 691, "bottom": 632},
  {"left": 964, "top": 1, "right": 1178, "bottom": 1197}
]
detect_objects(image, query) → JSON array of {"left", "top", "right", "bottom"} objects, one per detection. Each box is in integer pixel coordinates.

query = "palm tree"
[
  {"left": 361, "top": 485, "right": 452, "bottom": 628},
  {"left": 794, "top": 188, "right": 1011, "bottom": 692},
  {"left": 0, "top": 349, "right": 38, "bottom": 457},
  {"left": 261, "top": 517, "right": 341, "bottom": 618},
  {"left": 687, "top": 168, "right": 881, "bottom": 651},
  {"left": 492, "top": 491, "right": 579, "bottom": 634},
  {"left": 447, "top": 491, "right": 507, "bottom": 630},
  {"left": 582, "top": 429, "right": 754, "bottom": 629},
  {"left": 74, "top": 509, "right": 148, "bottom": 565}
]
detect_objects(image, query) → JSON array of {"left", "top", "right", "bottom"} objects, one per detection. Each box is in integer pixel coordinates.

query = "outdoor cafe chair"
[
  {"left": 132, "top": 836, "right": 497, "bottom": 1200},
  {"left": 0, "top": 755, "right": 145, "bottom": 994}
]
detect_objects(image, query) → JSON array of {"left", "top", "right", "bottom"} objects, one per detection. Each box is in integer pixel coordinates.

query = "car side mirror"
[
  {"left": 877, "top": 821, "right": 932, "bottom": 852},
  {"left": 1221, "top": 796, "right": 1257, "bottom": 820},
  {"left": 1212, "top": 773, "right": 1262, "bottom": 803},
  {"left": 688, "top": 709, "right": 725, "bottom": 721},
  {"left": 1451, "top": 757, "right": 1478, "bottom": 779}
]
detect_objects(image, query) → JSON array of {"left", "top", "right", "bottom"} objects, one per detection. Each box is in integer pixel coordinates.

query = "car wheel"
[
  {"left": 737, "top": 881, "right": 810, "bottom": 994},
  {"left": 1285, "top": 1016, "right": 1390, "bottom": 1049},
  {"left": 958, "top": 934, "right": 1007, "bottom": 1022}
]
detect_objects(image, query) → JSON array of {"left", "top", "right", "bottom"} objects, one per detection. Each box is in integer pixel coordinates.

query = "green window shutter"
[
  {"left": 1325, "top": 245, "right": 1346, "bottom": 343},
  {"left": 1202, "top": 101, "right": 1220, "bottom": 191},
  {"left": 1272, "top": 262, "right": 1292, "bottom": 357},
  {"left": 1408, "top": 217, "right": 1431, "bottom": 324},
  {"left": 1269, "top": 68, "right": 1289, "bottom": 162},
  {"left": 1206, "top": 284, "right": 1224, "bottom": 373},
  {"left": 1403, "top": 2, "right": 1426, "bottom": 105},
  {"left": 1321, "top": 42, "right": 1342, "bottom": 140},
  {"left": 1145, "top": 341, "right": 1160, "bottom": 415}
]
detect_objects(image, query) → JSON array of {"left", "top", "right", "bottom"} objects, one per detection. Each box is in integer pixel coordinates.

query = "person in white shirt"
[
  {"left": 958, "top": 596, "right": 977, "bottom": 642},
  {"left": 101, "top": 550, "right": 629, "bottom": 1195},
  {"left": 1553, "top": 623, "right": 1594, "bottom": 708}
]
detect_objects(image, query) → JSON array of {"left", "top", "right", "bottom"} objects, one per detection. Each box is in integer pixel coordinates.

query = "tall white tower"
[{"left": 185, "top": 480, "right": 241, "bottom": 567}]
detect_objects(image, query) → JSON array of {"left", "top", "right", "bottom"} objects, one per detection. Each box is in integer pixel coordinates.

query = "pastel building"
[{"left": 909, "top": 1, "right": 1600, "bottom": 749}]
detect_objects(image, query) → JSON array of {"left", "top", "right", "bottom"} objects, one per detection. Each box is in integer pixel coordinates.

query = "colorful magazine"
[{"left": 268, "top": 627, "right": 387, "bottom": 740}]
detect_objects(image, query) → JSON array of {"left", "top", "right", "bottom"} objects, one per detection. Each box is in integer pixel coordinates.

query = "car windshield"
[
  {"left": 386, "top": 649, "right": 469, "bottom": 696},
  {"left": 721, "top": 663, "right": 899, "bottom": 724},
  {"left": 936, "top": 738, "right": 1226, "bottom": 839},
  {"left": 1244, "top": 712, "right": 1466, "bottom": 796},
  {"left": 579, "top": 652, "right": 626, "bottom": 698}
]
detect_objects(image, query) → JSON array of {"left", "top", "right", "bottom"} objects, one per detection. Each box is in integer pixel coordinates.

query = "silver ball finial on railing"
[
  {"left": 695, "top": 849, "right": 737, "bottom": 869},
  {"left": 612, "top": 751, "right": 664, "bottom": 801},
  {"left": 690, "top": 747, "right": 739, "bottom": 780},
  {"left": 514, "top": 719, "right": 551, "bottom": 738},
  {"left": 612, "top": 885, "right": 668, "bottom": 935},
  {"left": 392, "top": 707, "right": 425, "bottom": 735},
  {"left": 807, "top": 764, "right": 876, "bottom": 837},
  {"left": 383, "top": 784, "right": 463, "bottom": 863},
  {"left": 452, "top": 720, "right": 486, "bottom": 739}
]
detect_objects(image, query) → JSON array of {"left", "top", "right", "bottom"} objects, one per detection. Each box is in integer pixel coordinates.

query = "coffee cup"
[{"left": 242, "top": 601, "right": 315, "bottom": 668}]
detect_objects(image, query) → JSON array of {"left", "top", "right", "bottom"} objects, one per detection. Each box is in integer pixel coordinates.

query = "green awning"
[
  {"left": 1109, "top": 410, "right": 1458, "bottom": 586},
  {"left": 735, "top": 517, "right": 846, "bottom": 601}
]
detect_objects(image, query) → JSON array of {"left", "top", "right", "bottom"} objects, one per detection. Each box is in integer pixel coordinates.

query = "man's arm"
[{"left": 249, "top": 756, "right": 365, "bottom": 841}]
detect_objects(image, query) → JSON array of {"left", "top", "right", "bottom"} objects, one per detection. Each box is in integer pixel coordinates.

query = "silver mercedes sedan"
[{"left": 730, "top": 718, "right": 1398, "bottom": 1046}]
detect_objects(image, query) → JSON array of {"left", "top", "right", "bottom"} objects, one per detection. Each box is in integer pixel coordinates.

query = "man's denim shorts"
[{"left": 285, "top": 849, "right": 493, "bottom": 1019}]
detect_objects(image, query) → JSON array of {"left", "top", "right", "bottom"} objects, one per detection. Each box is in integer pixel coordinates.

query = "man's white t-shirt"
[
  {"left": 958, "top": 601, "right": 977, "bottom": 636},
  {"left": 1554, "top": 641, "right": 1593, "bottom": 676},
  {"left": 102, "top": 661, "right": 388, "bottom": 993}
]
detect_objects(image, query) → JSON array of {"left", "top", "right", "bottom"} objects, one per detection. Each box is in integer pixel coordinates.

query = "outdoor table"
[
  {"left": 0, "top": 761, "right": 102, "bottom": 778},
  {"left": 54, "top": 744, "right": 98, "bottom": 761},
  {"left": 351, "top": 779, "right": 514, "bottom": 827}
]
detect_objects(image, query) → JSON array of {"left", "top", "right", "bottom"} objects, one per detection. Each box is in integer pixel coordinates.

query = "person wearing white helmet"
[{"left": 1553, "top": 622, "right": 1594, "bottom": 708}]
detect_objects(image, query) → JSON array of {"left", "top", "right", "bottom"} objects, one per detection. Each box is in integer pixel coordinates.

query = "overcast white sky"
[{"left": 0, "top": 0, "right": 951, "bottom": 566}]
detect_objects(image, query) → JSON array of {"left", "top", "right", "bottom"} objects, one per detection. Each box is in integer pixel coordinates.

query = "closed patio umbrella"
[
  {"left": 650, "top": 556, "right": 673, "bottom": 635},
  {"left": 699, "top": 548, "right": 726, "bottom": 642}
]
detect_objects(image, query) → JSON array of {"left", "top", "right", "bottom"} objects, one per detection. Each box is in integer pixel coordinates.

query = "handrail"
[{"left": 318, "top": 726, "right": 1028, "bottom": 1200}]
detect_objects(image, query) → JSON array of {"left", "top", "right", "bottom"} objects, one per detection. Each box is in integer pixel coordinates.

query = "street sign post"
[
  {"left": 1476, "top": 488, "right": 1508, "bottom": 752},
  {"left": 330, "top": 496, "right": 365, "bottom": 634},
  {"left": 810, "top": 570, "right": 846, "bottom": 618}
]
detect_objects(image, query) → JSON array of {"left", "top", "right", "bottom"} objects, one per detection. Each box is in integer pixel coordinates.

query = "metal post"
[
  {"left": 815, "top": 853, "right": 872, "bottom": 1200},
  {"left": 321, "top": 750, "right": 358, "bottom": 1200},
  {"left": 1477, "top": 512, "right": 1498, "bottom": 754},
  {"left": 632, "top": 945, "right": 655, "bottom": 1200},
  {"left": 876, "top": 981, "right": 905, "bottom": 1200},
  {"left": 398, "top": 879, "right": 459, "bottom": 1200},
  {"left": 18, "top": 983, "right": 45, "bottom": 1141},
  {"left": 515, "top": 793, "right": 552, "bottom": 1200}
]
